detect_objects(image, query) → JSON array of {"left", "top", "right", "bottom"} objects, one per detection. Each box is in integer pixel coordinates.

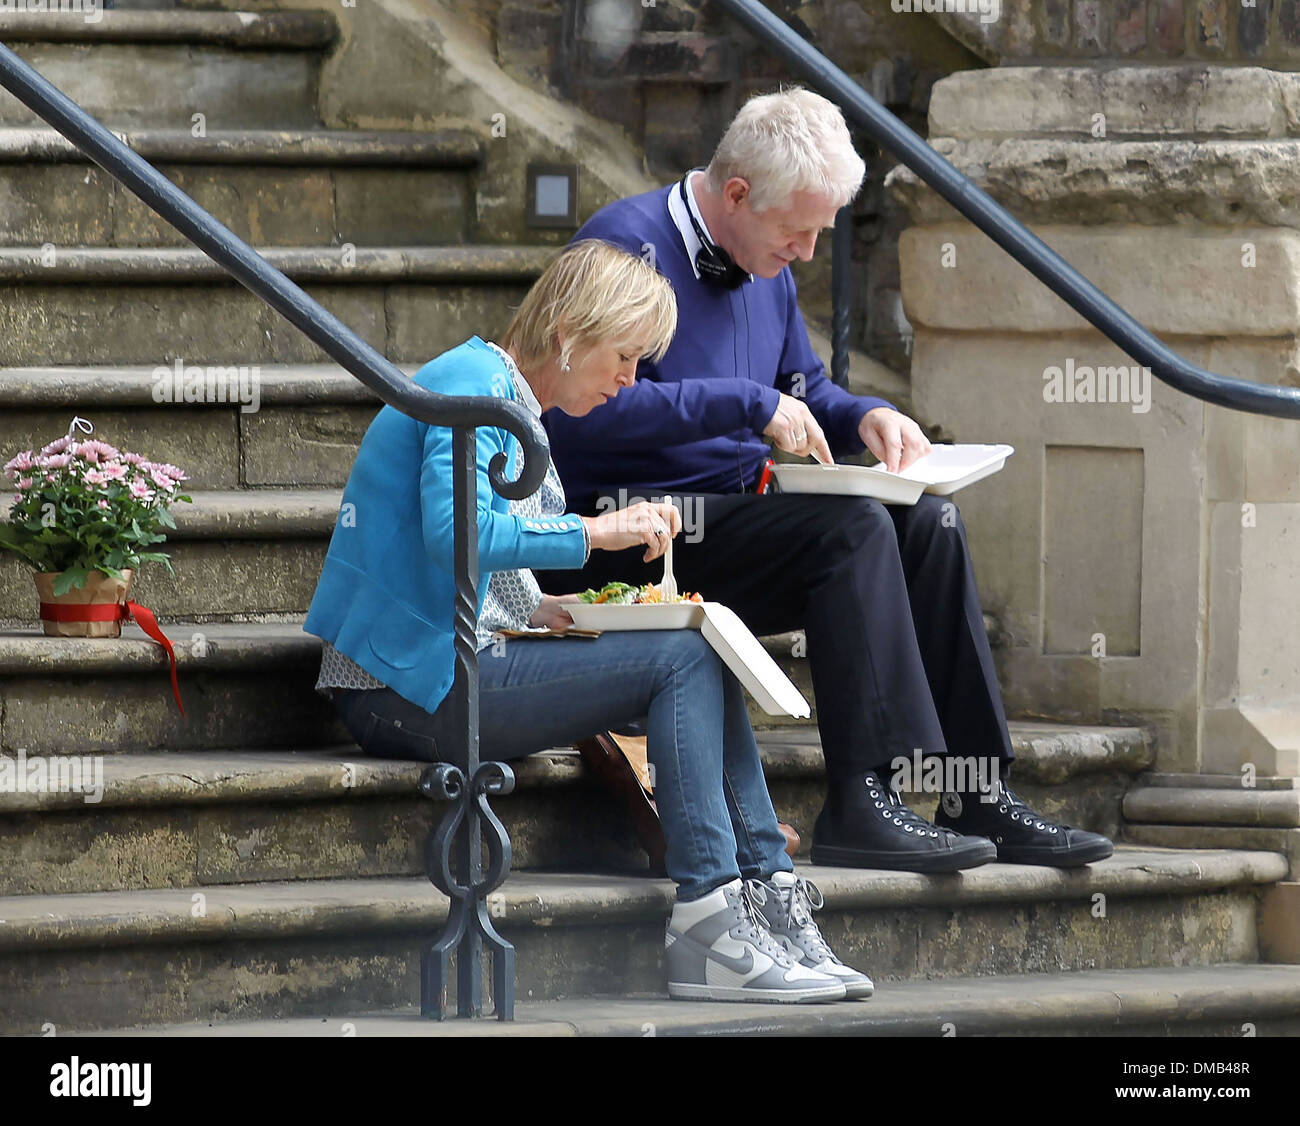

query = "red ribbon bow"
[{"left": 38, "top": 600, "right": 186, "bottom": 717}]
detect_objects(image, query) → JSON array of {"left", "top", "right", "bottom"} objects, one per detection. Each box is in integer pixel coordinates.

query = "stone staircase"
[{"left": 0, "top": 5, "right": 1296, "bottom": 1037}]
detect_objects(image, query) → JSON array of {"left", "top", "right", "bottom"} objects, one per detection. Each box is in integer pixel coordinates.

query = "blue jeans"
[{"left": 331, "top": 630, "right": 793, "bottom": 901}]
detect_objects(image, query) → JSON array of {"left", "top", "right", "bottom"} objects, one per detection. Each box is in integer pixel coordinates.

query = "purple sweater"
[{"left": 544, "top": 184, "right": 894, "bottom": 509}]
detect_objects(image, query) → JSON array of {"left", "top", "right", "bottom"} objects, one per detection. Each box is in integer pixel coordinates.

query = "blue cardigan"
[
  {"left": 304, "top": 337, "right": 588, "bottom": 715},
  {"left": 545, "top": 184, "right": 895, "bottom": 508}
]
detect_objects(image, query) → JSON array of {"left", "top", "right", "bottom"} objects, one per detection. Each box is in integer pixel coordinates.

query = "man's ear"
[{"left": 723, "top": 177, "right": 751, "bottom": 212}]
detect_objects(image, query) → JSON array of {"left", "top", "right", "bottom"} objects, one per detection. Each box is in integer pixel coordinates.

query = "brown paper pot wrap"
[{"left": 34, "top": 569, "right": 134, "bottom": 638}]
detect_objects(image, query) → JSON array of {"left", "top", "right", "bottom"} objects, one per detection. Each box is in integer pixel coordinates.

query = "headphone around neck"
[{"left": 679, "top": 174, "right": 749, "bottom": 290}]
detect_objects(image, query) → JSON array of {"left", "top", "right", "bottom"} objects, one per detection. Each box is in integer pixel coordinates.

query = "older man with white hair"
[{"left": 542, "top": 88, "right": 1112, "bottom": 877}]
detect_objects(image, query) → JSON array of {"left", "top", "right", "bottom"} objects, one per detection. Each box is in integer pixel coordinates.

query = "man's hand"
[
  {"left": 580, "top": 500, "right": 682, "bottom": 563},
  {"left": 529, "top": 593, "right": 580, "bottom": 631},
  {"left": 763, "top": 392, "right": 834, "bottom": 465},
  {"left": 859, "top": 407, "right": 931, "bottom": 473}
]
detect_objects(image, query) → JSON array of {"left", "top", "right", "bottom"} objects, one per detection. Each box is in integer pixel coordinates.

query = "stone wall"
[
  {"left": 492, "top": 0, "right": 986, "bottom": 376},
  {"left": 937, "top": 0, "right": 1300, "bottom": 67},
  {"left": 892, "top": 62, "right": 1300, "bottom": 775}
]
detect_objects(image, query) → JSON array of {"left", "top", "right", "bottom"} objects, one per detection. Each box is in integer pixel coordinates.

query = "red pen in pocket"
[{"left": 756, "top": 457, "right": 776, "bottom": 495}]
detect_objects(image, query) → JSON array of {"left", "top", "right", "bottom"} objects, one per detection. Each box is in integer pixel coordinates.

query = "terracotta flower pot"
[{"left": 34, "top": 569, "right": 134, "bottom": 638}]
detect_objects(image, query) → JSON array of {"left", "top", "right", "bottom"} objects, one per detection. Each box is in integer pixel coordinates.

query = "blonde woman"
[{"left": 305, "top": 240, "right": 872, "bottom": 1004}]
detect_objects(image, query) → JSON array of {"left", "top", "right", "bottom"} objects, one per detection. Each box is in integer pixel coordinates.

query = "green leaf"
[{"left": 51, "top": 564, "right": 90, "bottom": 597}]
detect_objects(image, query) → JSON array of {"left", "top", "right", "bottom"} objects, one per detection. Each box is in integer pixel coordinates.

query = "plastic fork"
[{"left": 660, "top": 494, "right": 679, "bottom": 602}]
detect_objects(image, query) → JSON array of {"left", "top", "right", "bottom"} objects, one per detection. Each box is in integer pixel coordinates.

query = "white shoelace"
[{"left": 745, "top": 876, "right": 839, "bottom": 965}]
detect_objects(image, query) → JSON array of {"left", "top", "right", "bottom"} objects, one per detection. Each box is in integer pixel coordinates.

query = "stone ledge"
[
  {"left": 0, "top": 129, "right": 483, "bottom": 167},
  {"left": 0, "top": 246, "right": 555, "bottom": 285},
  {"left": 1130, "top": 825, "right": 1300, "bottom": 881},
  {"left": 0, "top": 718, "right": 1153, "bottom": 814},
  {"left": 890, "top": 138, "right": 1300, "bottom": 228},
  {"left": 1139, "top": 773, "right": 1299, "bottom": 791},
  {"left": 0, "top": 621, "right": 315, "bottom": 676},
  {"left": 929, "top": 66, "right": 1300, "bottom": 141},
  {"left": 0, "top": 365, "right": 401, "bottom": 407},
  {"left": 898, "top": 223, "right": 1300, "bottom": 335},
  {"left": 92, "top": 964, "right": 1300, "bottom": 1037},
  {"left": 0, "top": 10, "right": 337, "bottom": 48},
  {"left": 1124, "top": 786, "right": 1300, "bottom": 828},
  {"left": 753, "top": 721, "right": 1153, "bottom": 785},
  {"left": 0, "top": 847, "right": 1282, "bottom": 953},
  {"left": 167, "top": 489, "right": 343, "bottom": 539},
  {"left": 0, "top": 747, "right": 583, "bottom": 814}
]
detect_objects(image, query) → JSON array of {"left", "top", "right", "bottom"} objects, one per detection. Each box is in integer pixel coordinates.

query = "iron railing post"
[
  {"left": 830, "top": 204, "right": 853, "bottom": 389},
  {"left": 419, "top": 428, "right": 516, "bottom": 1020}
]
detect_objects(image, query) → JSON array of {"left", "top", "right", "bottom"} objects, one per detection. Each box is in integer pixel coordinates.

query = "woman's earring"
[{"left": 562, "top": 361, "right": 571, "bottom": 373}]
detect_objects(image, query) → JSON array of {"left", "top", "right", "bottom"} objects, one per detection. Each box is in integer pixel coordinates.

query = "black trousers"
[{"left": 539, "top": 491, "right": 1014, "bottom": 788}]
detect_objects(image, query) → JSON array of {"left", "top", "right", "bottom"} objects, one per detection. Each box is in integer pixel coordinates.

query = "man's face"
[{"left": 724, "top": 184, "right": 841, "bottom": 278}]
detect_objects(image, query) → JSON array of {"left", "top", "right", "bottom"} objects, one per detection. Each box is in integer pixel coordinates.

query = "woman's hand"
[
  {"left": 580, "top": 500, "right": 682, "bottom": 563},
  {"left": 529, "top": 593, "right": 580, "bottom": 631}
]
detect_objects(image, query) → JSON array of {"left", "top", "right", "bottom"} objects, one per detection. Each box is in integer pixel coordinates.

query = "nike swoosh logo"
[
  {"left": 710, "top": 946, "right": 755, "bottom": 975},
  {"left": 710, "top": 938, "right": 772, "bottom": 979}
]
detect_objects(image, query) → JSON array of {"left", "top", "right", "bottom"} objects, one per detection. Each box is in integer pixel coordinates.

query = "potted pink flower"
[{"left": 0, "top": 431, "right": 192, "bottom": 637}]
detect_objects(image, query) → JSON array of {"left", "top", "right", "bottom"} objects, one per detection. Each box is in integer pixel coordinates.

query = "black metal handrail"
[
  {"left": 713, "top": 0, "right": 1300, "bottom": 420},
  {"left": 0, "top": 41, "right": 530, "bottom": 1019}
]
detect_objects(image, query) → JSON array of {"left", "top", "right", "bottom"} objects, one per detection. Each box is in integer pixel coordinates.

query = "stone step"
[
  {"left": 1125, "top": 785, "right": 1300, "bottom": 829},
  {"left": 0, "top": 245, "right": 549, "bottom": 364},
  {"left": 0, "top": 10, "right": 337, "bottom": 46},
  {"left": 0, "top": 12, "right": 337, "bottom": 129},
  {"left": 0, "top": 621, "right": 338, "bottom": 753},
  {"left": 0, "top": 370, "right": 381, "bottom": 489},
  {"left": 0, "top": 614, "right": 1153, "bottom": 770},
  {"left": 0, "top": 368, "right": 388, "bottom": 489},
  {"left": 0, "top": 129, "right": 483, "bottom": 246},
  {"left": 0, "top": 489, "right": 340, "bottom": 620},
  {"left": 94, "top": 964, "right": 1300, "bottom": 1037},
  {"left": 0, "top": 847, "right": 1283, "bottom": 1032},
  {"left": 1127, "top": 825, "right": 1300, "bottom": 881},
  {"left": 0, "top": 722, "right": 1153, "bottom": 894},
  {"left": 0, "top": 747, "right": 648, "bottom": 896}
]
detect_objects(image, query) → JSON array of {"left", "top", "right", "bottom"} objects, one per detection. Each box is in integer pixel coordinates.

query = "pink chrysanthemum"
[
  {"left": 79, "top": 440, "right": 121, "bottom": 461},
  {"left": 128, "top": 479, "right": 155, "bottom": 503},
  {"left": 4, "top": 451, "right": 35, "bottom": 479}
]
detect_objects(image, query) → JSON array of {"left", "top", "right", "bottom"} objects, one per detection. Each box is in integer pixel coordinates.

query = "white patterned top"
[{"left": 315, "top": 342, "right": 585, "bottom": 695}]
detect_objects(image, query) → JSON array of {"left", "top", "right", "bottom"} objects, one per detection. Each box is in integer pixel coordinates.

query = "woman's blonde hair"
[
  {"left": 502, "top": 239, "right": 678, "bottom": 372},
  {"left": 706, "top": 87, "right": 866, "bottom": 213}
]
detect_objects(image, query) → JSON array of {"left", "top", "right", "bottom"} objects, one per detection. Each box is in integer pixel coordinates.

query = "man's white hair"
[{"left": 705, "top": 87, "right": 866, "bottom": 213}]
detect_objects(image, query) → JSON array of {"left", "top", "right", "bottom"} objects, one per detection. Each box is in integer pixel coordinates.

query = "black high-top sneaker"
[
  {"left": 811, "top": 771, "right": 998, "bottom": 873},
  {"left": 934, "top": 780, "right": 1114, "bottom": 867}
]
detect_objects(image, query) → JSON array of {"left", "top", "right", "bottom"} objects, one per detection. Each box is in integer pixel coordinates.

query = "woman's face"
[{"left": 553, "top": 337, "right": 646, "bottom": 416}]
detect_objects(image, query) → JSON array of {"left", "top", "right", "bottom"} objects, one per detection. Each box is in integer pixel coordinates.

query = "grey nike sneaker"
[
  {"left": 746, "top": 872, "right": 875, "bottom": 1000},
  {"left": 665, "top": 878, "right": 847, "bottom": 1003}
]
